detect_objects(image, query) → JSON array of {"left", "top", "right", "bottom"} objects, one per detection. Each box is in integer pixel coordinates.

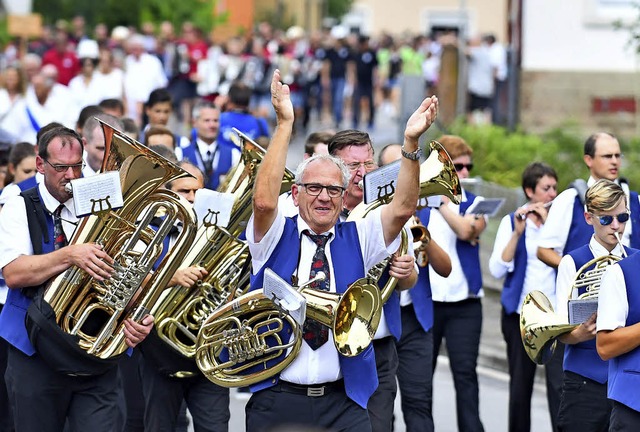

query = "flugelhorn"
[{"left": 347, "top": 140, "right": 461, "bottom": 302}]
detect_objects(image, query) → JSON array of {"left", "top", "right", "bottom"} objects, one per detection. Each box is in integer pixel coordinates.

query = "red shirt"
[{"left": 42, "top": 48, "right": 81, "bottom": 86}]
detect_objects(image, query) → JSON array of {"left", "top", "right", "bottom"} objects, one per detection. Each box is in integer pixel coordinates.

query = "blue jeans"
[{"left": 330, "top": 77, "right": 346, "bottom": 126}]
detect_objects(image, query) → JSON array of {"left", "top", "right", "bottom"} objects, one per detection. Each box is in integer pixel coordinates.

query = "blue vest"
[
  {"left": 563, "top": 196, "right": 592, "bottom": 256},
  {"left": 610, "top": 252, "right": 640, "bottom": 411},
  {"left": 0, "top": 188, "right": 55, "bottom": 355},
  {"left": 179, "top": 139, "right": 237, "bottom": 190},
  {"left": 249, "top": 216, "right": 378, "bottom": 409},
  {"left": 218, "top": 111, "right": 269, "bottom": 150},
  {"left": 411, "top": 207, "right": 436, "bottom": 332},
  {"left": 562, "top": 245, "right": 635, "bottom": 383},
  {"left": 628, "top": 191, "right": 640, "bottom": 249},
  {"left": 501, "top": 213, "right": 528, "bottom": 314},
  {"left": 377, "top": 268, "right": 401, "bottom": 341}
]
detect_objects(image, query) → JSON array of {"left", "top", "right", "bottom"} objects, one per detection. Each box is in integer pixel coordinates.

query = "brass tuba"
[
  {"left": 43, "top": 122, "right": 197, "bottom": 359},
  {"left": 520, "top": 253, "right": 621, "bottom": 364},
  {"left": 150, "top": 130, "right": 295, "bottom": 366},
  {"left": 347, "top": 140, "right": 462, "bottom": 302},
  {"left": 195, "top": 275, "right": 382, "bottom": 387}
]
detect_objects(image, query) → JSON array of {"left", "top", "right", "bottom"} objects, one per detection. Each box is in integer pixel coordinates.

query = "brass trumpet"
[{"left": 411, "top": 215, "right": 431, "bottom": 267}]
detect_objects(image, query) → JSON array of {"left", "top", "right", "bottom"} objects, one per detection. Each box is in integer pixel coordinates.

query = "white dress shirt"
[
  {"left": 489, "top": 210, "right": 556, "bottom": 313},
  {"left": 0, "top": 182, "right": 78, "bottom": 282},
  {"left": 246, "top": 206, "right": 400, "bottom": 385},
  {"left": 555, "top": 236, "right": 625, "bottom": 319},
  {"left": 597, "top": 262, "right": 629, "bottom": 332},
  {"left": 428, "top": 189, "right": 485, "bottom": 302}
]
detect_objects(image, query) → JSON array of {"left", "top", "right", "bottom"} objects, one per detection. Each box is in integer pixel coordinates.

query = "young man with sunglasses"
[
  {"left": 245, "top": 69, "right": 437, "bottom": 431},
  {"left": 554, "top": 179, "right": 636, "bottom": 432},
  {"left": 418, "top": 134, "right": 487, "bottom": 432}
]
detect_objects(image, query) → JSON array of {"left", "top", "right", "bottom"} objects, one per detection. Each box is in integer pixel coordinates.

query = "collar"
[
  {"left": 296, "top": 215, "right": 336, "bottom": 241},
  {"left": 196, "top": 137, "right": 217, "bottom": 156},
  {"left": 589, "top": 235, "right": 625, "bottom": 258},
  {"left": 38, "top": 182, "right": 74, "bottom": 216}
]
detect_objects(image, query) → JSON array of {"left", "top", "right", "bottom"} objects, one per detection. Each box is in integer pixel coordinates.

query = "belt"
[{"left": 276, "top": 379, "right": 344, "bottom": 397}]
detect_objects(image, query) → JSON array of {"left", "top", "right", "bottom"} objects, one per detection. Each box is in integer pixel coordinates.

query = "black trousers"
[
  {"left": 432, "top": 299, "right": 484, "bottom": 432},
  {"left": 395, "top": 305, "right": 433, "bottom": 432},
  {"left": 502, "top": 309, "right": 564, "bottom": 432},
  {"left": 246, "top": 381, "right": 371, "bottom": 432},
  {"left": 557, "top": 371, "right": 611, "bottom": 432},
  {"left": 118, "top": 350, "right": 145, "bottom": 432},
  {"left": 140, "top": 355, "right": 229, "bottom": 432},
  {"left": 5, "top": 345, "right": 121, "bottom": 432},
  {"left": 610, "top": 400, "right": 640, "bottom": 432},
  {"left": 367, "top": 336, "right": 399, "bottom": 432},
  {"left": 0, "top": 305, "right": 13, "bottom": 432}
]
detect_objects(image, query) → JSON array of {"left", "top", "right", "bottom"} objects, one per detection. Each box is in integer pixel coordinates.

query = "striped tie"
[{"left": 303, "top": 230, "right": 332, "bottom": 350}]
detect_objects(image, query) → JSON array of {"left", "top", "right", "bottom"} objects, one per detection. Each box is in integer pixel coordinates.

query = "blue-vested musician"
[
  {"left": 244, "top": 69, "right": 437, "bottom": 432},
  {"left": 555, "top": 179, "right": 636, "bottom": 432}
]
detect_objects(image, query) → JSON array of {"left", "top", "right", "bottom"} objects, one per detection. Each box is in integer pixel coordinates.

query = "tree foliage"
[{"left": 327, "top": 0, "right": 354, "bottom": 19}]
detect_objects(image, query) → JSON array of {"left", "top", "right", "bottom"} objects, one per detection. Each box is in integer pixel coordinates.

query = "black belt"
[{"left": 276, "top": 379, "right": 344, "bottom": 397}]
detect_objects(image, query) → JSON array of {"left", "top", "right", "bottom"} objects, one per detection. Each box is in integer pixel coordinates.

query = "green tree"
[{"left": 327, "top": 0, "right": 354, "bottom": 19}]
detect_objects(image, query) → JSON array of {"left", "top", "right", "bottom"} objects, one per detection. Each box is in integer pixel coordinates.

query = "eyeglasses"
[
  {"left": 592, "top": 212, "right": 630, "bottom": 226},
  {"left": 454, "top": 163, "right": 474, "bottom": 172},
  {"left": 298, "top": 183, "right": 345, "bottom": 198},
  {"left": 43, "top": 158, "right": 85, "bottom": 173},
  {"left": 345, "top": 161, "right": 377, "bottom": 172}
]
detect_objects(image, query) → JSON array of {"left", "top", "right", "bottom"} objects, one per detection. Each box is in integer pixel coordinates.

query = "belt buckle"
[{"left": 307, "top": 386, "right": 325, "bottom": 397}]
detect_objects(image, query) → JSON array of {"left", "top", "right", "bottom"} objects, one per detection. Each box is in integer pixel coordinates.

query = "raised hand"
[
  {"left": 404, "top": 96, "right": 439, "bottom": 142},
  {"left": 270, "top": 69, "right": 294, "bottom": 124}
]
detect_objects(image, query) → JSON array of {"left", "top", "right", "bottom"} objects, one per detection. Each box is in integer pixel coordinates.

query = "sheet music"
[
  {"left": 465, "top": 198, "right": 506, "bottom": 217},
  {"left": 568, "top": 299, "right": 598, "bottom": 325},
  {"left": 71, "top": 171, "right": 123, "bottom": 217},
  {"left": 363, "top": 160, "right": 401, "bottom": 204},
  {"left": 263, "top": 268, "right": 307, "bottom": 326}
]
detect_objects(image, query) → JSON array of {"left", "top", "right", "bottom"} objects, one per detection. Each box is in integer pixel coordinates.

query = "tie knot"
[
  {"left": 54, "top": 204, "right": 64, "bottom": 217},
  {"left": 303, "top": 230, "right": 330, "bottom": 248}
]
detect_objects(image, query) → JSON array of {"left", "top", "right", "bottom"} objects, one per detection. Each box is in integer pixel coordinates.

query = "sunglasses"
[
  {"left": 454, "top": 163, "right": 474, "bottom": 172},
  {"left": 593, "top": 212, "right": 630, "bottom": 226}
]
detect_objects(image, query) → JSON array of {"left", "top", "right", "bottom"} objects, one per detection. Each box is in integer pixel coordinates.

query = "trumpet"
[{"left": 411, "top": 215, "right": 431, "bottom": 267}]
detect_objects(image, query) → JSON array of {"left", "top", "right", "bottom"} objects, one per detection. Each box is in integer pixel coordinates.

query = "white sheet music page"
[
  {"left": 263, "top": 268, "right": 307, "bottom": 326},
  {"left": 71, "top": 171, "right": 123, "bottom": 217},
  {"left": 363, "top": 160, "right": 401, "bottom": 204},
  {"left": 194, "top": 189, "right": 235, "bottom": 228}
]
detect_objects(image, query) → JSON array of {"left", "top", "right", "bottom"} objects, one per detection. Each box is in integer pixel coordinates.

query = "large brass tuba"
[
  {"left": 43, "top": 122, "right": 197, "bottom": 359},
  {"left": 347, "top": 140, "right": 462, "bottom": 302},
  {"left": 150, "top": 130, "right": 294, "bottom": 365},
  {"left": 520, "top": 254, "right": 621, "bottom": 364},
  {"left": 195, "top": 275, "right": 382, "bottom": 387}
]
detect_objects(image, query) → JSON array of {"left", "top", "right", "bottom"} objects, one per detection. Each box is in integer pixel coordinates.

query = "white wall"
[{"left": 522, "top": 0, "right": 639, "bottom": 72}]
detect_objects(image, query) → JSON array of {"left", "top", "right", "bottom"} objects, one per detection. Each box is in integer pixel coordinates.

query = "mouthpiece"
[
  {"left": 358, "top": 180, "right": 363, "bottom": 190},
  {"left": 298, "top": 271, "right": 327, "bottom": 291},
  {"left": 64, "top": 183, "right": 73, "bottom": 195}
]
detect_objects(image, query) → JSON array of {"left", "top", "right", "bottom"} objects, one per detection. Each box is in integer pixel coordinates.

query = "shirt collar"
[
  {"left": 296, "top": 215, "right": 336, "bottom": 240},
  {"left": 196, "top": 137, "right": 217, "bottom": 156},
  {"left": 38, "top": 182, "right": 74, "bottom": 215},
  {"left": 589, "top": 235, "right": 625, "bottom": 258}
]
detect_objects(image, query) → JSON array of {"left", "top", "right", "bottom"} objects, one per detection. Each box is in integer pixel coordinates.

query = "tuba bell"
[
  {"left": 347, "top": 140, "right": 462, "bottom": 302},
  {"left": 149, "top": 130, "right": 295, "bottom": 368},
  {"left": 520, "top": 253, "right": 621, "bottom": 364},
  {"left": 195, "top": 274, "right": 382, "bottom": 387},
  {"left": 43, "top": 122, "right": 197, "bottom": 359}
]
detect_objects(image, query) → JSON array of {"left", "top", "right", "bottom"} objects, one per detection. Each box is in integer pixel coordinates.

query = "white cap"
[
  {"left": 330, "top": 25, "right": 349, "bottom": 40},
  {"left": 286, "top": 26, "right": 305, "bottom": 40},
  {"left": 111, "top": 26, "right": 130, "bottom": 42},
  {"left": 77, "top": 39, "right": 99, "bottom": 59}
]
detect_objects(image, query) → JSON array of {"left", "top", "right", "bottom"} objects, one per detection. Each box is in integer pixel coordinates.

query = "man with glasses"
[
  {"left": 554, "top": 179, "right": 636, "bottom": 432},
  {"left": 0, "top": 125, "right": 154, "bottom": 431},
  {"left": 244, "top": 69, "right": 437, "bottom": 431},
  {"left": 328, "top": 131, "right": 418, "bottom": 432},
  {"left": 537, "top": 132, "right": 640, "bottom": 430}
]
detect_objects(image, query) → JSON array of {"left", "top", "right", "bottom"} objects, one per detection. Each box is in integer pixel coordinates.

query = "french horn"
[
  {"left": 43, "top": 122, "right": 197, "bottom": 359},
  {"left": 520, "top": 247, "right": 623, "bottom": 364}
]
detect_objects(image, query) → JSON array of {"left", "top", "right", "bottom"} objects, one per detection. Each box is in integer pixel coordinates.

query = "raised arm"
[
  {"left": 380, "top": 96, "right": 438, "bottom": 247},
  {"left": 252, "top": 70, "right": 294, "bottom": 242}
]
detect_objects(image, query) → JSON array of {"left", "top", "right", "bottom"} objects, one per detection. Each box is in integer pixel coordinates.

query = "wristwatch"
[{"left": 401, "top": 145, "right": 423, "bottom": 161}]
